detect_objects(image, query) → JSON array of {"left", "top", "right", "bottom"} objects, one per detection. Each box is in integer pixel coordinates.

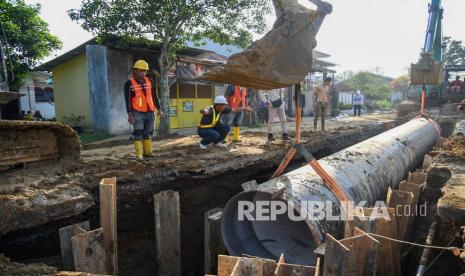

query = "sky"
[{"left": 24, "top": 0, "right": 465, "bottom": 78}]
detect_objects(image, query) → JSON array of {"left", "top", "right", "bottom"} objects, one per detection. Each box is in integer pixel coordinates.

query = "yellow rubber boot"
[
  {"left": 233, "top": 127, "right": 242, "bottom": 142},
  {"left": 143, "top": 139, "right": 154, "bottom": 157},
  {"left": 134, "top": 140, "right": 144, "bottom": 161}
]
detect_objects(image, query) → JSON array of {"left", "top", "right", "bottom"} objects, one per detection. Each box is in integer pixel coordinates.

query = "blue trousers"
[{"left": 198, "top": 124, "right": 230, "bottom": 145}]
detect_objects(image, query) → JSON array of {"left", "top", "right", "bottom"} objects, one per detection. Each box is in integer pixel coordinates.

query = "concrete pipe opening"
[{"left": 222, "top": 190, "right": 320, "bottom": 265}]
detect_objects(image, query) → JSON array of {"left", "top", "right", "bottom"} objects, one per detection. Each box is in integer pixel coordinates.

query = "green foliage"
[
  {"left": 345, "top": 71, "right": 393, "bottom": 101},
  {"left": 338, "top": 102, "right": 353, "bottom": 110},
  {"left": 443, "top": 36, "right": 465, "bottom": 66},
  {"left": 69, "top": 0, "right": 271, "bottom": 133},
  {"left": 79, "top": 132, "right": 112, "bottom": 144},
  {"left": 69, "top": 0, "right": 270, "bottom": 61},
  {"left": 62, "top": 114, "right": 85, "bottom": 127},
  {"left": 0, "top": 0, "right": 61, "bottom": 91},
  {"left": 371, "top": 100, "right": 392, "bottom": 111}
]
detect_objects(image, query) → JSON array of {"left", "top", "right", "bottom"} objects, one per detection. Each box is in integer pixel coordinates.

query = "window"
[{"left": 35, "top": 87, "right": 54, "bottom": 102}]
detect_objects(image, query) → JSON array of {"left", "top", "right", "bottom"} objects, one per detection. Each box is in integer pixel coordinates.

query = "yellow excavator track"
[{"left": 0, "top": 120, "right": 80, "bottom": 169}]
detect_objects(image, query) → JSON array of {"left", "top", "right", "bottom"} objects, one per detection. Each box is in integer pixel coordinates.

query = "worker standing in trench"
[
  {"left": 313, "top": 77, "right": 332, "bottom": 131},
  {"left": 125, "top": 60, "right": 164, "bottom": 161},
  {"left": 198, "top": 96, "right": 231, "bottom": 149},
  {"left": 222, "top": 84, "right": 252, "bottom": 142}
]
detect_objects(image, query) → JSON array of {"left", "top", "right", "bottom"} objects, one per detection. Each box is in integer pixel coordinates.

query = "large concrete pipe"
[{"left": 222, "top": 117, "right": 440, "bottom": 265}]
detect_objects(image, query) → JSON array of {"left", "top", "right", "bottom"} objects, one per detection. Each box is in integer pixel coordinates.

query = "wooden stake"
[
  {"left": 71, "top": 228, "right": 106, "bottom": 275},
  {"left": 407, "top": 171, "right": 427, "bottom": 185},
  {"left": 154, "top": 190, "right": 181, "bottom": 276},
  {"left": 204, "top": 208, "right": 226, "bottom": 274},
  {"left": 59, "top": 221, "right": 90, "bottom": 270},
  {"left": 386, "top": 187, "right": 414, "bottom": 241},
  {"left": 344, "top": 207, "right": 400, "bottom": 276},
  {"left": 218, "top": 255, "right": 240, "bottom": 276},
  {"left": 230, "top": 258, "right": 263, "bottom": 276},
  {"left": 99, "top": 177, "right": 118, "bottom": 275},
  {"left": 323, "top": 234, "right": 350, "bottom": 276}
]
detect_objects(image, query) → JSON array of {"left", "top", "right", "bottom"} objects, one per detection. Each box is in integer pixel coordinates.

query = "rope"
[{"left": 364, "top": 233, "right": 463, "bottom": 253}]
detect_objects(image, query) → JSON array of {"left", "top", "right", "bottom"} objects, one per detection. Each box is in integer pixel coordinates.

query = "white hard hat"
[{"left": 214, "top": 95, "right": 228, "bottom": 105}]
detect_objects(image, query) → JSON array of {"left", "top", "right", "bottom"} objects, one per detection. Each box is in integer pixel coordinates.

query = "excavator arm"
[
  {"left": 200, "top": 0, "right": 332, "bottom": 89},
  {"left": 410, "top": 0, "right": 443, "bottom": 86}
]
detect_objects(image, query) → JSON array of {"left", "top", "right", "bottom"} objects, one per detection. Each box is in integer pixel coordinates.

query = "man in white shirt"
[{"left": 261, "top": 89, "right": 290, "bottom": 141}]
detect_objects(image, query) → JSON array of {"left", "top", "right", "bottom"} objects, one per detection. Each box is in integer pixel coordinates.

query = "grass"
[{"left": 79, "top": 132, "right": 112, "bottom": 144}]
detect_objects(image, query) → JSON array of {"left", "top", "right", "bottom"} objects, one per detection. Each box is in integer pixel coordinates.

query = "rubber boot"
[
  {"left": 143, "top": 139, "right": 154, "bottom": 158},
  {"left": 268, "top": 133, "right": 275, "bottom": 141},
  {"left": 282, "top": 133, "right": 290, "bottom": 140},
  {"left": 233, "top": 127, "right": 242, "bottom": 142},
  {"left": 134, "top": 140, "right": 144, "bottom": 161}
]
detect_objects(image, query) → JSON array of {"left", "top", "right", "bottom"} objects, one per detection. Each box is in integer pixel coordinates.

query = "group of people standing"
[{"left": 123, "top": 60, "right": 335, "bottom": 159}]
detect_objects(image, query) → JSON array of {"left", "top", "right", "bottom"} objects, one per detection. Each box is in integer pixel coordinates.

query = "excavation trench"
[{"left": 2, "top": 118, "right": 456, "bottom": 276}]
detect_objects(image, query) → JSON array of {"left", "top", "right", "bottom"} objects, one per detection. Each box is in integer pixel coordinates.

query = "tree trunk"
[{"left": 158, "top": 50, "right": 171, "bottom": 135}]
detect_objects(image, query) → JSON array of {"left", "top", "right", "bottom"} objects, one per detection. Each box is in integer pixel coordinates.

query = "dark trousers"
[
  {"left": 354, "top": 105, "right": 362, "bottom": 116},
  {"left": 133, "top": 111, "right": 155, "bottom": 140},
  {"left": 198, "top": 124, "right": 230, "bottom": 145}
]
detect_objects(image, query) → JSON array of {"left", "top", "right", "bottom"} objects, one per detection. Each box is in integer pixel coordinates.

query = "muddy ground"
[{"left": 0, "top": 114, "right": 401, "bottom": 275}]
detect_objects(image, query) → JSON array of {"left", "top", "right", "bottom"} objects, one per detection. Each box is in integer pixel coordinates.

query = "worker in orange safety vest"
[
  {"left": 124, "top": 60, "right": 164, "bottom": 161},
  {"left": 221, "top": 84, "right": 252, "bottom": 142}
]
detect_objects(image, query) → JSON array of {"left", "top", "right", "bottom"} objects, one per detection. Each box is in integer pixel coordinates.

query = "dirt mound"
[
  {"left": 436, "top": 136, "right": 465, "bottom": 162},
  {"left": 0, "top": 254, "right": 57, "bottom": 276},
  {"left": 396, "top": 101, "right": 421, "bottom": 117}
]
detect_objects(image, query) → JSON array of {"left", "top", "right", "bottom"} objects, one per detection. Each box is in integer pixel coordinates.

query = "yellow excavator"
[{"left": 0, "top": 22, "right": 80, "bottom": 170}]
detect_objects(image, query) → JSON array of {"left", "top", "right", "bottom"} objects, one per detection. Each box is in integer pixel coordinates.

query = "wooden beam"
[
  {"left": 71, "top": 228, "right": 106, "bottom": 275},
  {"left": 323, "top": 234, "right": 350, "bottom": 276},
  {"left": 218, "top": 255, "right": 240, "bottom": 276},
  {"left": 241, "top": 255, "right": 277, "bottom": 276},
  {"left": 99, "top": 177, "right": 118, "bottom": 275},
  {"left": 59, "top": 221, "right": 90, "bottom": 270},
  {"left": 154, "top": 190, "right": 181, "bottom": 276},
  {"left": 422, "top": 154, "right": 433, "bottom": 171},
  {"left": 230, "top": 257, "right": 263, "bottom": 276},
  {"left": 407, "top": 171, "right": 427, "bottom": 185},
  {"left": 344, "top": 207, "right": 400, "bottom": 276},
  {"left": 275, "top": 263, "right": 316, "bottom": 276},
  {"left": 386, "top": 187, "right": 414, "bottom": 241},
  {"left": 204, "top": 208, "right": 226, "bottom": 274},
  {"left": 340, "top": 227, "right": 380, "bottom": 276}
]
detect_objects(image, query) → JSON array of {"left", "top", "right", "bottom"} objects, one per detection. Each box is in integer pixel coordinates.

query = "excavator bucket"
[
  {"left": 200, "top": 0, "right": 332, "bottom": 89},
  {"left": 410, "top": 52, "right": 443, "bottom": 85},
  {"left": 0, "top": 120, "right": 81, "bottom": 170}
]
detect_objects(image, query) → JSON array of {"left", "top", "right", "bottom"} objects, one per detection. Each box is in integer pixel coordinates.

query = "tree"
[
  {"left": 345, "top": 71, "right": 392, "bottom": 101},
  {"left": 443, "top": 36, "right": 465, "bottom": 65},
  {"left": 69, "top": 0, "right": 270, "bottom": 134},
  {"left": 0, "top": 0, "right": 61, "bottom": 91},
  {"left": 390, "top": 75, "right": 409, "bottom": 100}
]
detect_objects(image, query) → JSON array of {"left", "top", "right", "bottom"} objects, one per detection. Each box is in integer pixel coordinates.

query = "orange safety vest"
[
  {"left": 130, "top": 77, "right": 156, "bottom": 112},
  {"left": 228, "top": 86, "right": 247, "bottom": 108}
]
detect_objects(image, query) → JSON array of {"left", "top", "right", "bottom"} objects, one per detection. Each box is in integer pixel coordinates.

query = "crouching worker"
[
  {"left": 125, "top": 60, "right": 164, "bottom": 161},
  {"left": 198, "top": 96, "right": 231, "bottom": 149}
]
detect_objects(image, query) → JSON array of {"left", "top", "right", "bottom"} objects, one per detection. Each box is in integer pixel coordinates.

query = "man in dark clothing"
[
  {"left": 124, "top": 60, "right": 164, "bottom": 160},
  {"left": 198, "top": 95, "right": 231, "bottom": 149}
]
